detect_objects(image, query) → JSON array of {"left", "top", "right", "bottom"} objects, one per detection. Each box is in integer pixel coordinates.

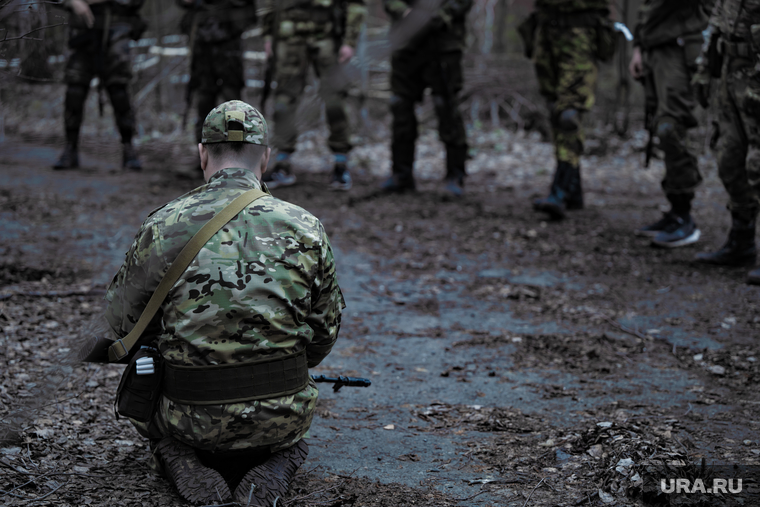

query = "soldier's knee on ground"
[{"left": 556, "top": 109, "right": 581, "bottom": 132}]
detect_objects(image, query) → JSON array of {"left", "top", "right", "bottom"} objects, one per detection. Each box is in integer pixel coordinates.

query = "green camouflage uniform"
[
  {"left": 383, "top": 0, "right": 472, "bottom": 182},
  {"left": 177, "top": 0, "right": 257, "bottom": 143},
  {"left": 105, "top": 102, "right": 344, "bottom": 453},
  {"left": 635, "top": 1, "right": 713, "bottom": 198},
  {"left": 533, "top": 0, "right": 609, "bottom": 167},
  {"left": 261, "top": 0, "right": 367, "bottom": 154},
  {"left": 708, "top": 0, "right": 760, "bottom": 216},
  {"left": 60, "top": 0, "right": 145, "bottom": 146}
]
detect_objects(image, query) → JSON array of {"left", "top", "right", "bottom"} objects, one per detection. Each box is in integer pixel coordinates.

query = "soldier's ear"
[
  {"left": 260, "top": 147, "right": 271, "bottom": 176},
  {"left": 199, "top": 143, "right": 209, "bottom": 175}
]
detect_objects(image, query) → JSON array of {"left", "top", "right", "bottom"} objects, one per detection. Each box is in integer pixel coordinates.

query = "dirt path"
[{"left": 1, "top": 135, "right": 759, "bottom": 506}]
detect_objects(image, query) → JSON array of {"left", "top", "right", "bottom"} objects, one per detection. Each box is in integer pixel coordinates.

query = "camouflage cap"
[{"left": 201, "top": 100, "right": 268, "bottom": 146}]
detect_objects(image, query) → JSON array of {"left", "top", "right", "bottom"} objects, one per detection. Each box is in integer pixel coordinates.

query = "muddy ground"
[{"left": 1, "top": 120, "right": 759, "bottom": 507}]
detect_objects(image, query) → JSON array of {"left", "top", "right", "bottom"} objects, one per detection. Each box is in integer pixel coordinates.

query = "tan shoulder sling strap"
[{"left": 107, "top": 188, "right": 267, "bottom": 362}]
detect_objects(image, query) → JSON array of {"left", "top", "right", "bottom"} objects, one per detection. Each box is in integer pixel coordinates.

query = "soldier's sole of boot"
[
  {"left": 695, "top": 252, "right": 758, "bottom": 266},
  {"left": 532, "top": 200, "right": 566, "bottom": 220},
  {"left": 651, "top": 228, "right": 701, "bottom": 248},
  {"left": 157, "top": 438, "right": 232, "bottom": 505}
]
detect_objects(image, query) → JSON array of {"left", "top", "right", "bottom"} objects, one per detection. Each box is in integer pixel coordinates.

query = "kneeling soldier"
[{"left": 104, "top": 100, "right": 345, "bottom": 504}]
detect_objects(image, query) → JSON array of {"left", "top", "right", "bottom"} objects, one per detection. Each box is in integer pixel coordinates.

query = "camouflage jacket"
[
  {"left": 177, "top": 0, "right": 257, "bottom": 43},
  {"left": 105, "top": 168, "right": 344, "bottom": 452},
  {"left": 634, "top": 0, "right": 714, "bottom": 50},
  {"left": 709, "top": 0, "right": 760, "bottom": 41},
  {"left": 535, "top": 0, "right": 609, "bottom": 13},
  {"left": 383, "top": 0, "right": 473, "bottom": 52},
  {"left": 261, "top": 0, "right": 367, "bottom": 48}
]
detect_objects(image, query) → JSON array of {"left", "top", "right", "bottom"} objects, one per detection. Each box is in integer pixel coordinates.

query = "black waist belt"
[
  {"left": 162, "top": 350, "right": 309, "bottom": 405},
  {"left": 538, "top": 10, "right": 606, "bottom": 29}
]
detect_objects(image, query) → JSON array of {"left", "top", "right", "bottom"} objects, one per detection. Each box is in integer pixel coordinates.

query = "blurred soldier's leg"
[
  {"left": 638, "top": 46, "right": 702, "bottom": 247},
  {"left": 266, "top": 38, "right": 309, "bottom": 188},
  {"left": 105, "top": 24, "right": 141, "bottom": 170},
  {"left": 382, "top": 48, "right": 424, "bottom": 193},
  {"left": 429, "top": 50, "right": 467, "bottom": 197},
  {"left": 194, "top": 39, "right": 244, "bottom": 143},
  {"left": 55, "top": 45, "right": 94, "bottom": 170},
  {"left": 532, "top": 27, "right": 597, "bottom": 219},
  {"left": 314, "top": 38, "right": 353, "bottom": 191},
  {"left": 696, "top": 71, "right": 759, "bottom": 269}
]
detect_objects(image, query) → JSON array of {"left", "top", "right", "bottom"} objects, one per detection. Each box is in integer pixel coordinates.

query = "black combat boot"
[
  {"left": 695, "top": 211, "right": 757, "bottom": 266},
  {"left": 53, "top": 142, "right": 79, "bottom": 170},
  {"left": 532, "top": 161, "right": 581, "bottom": 219},
  {"left": 123, "top": 142, "right": 142, "bottom": 171},
  {"left": 747, "top": 266, "right": 760, "bottom": 285},
  {"left": 234, "top": 439, "right": 309, "bottom": 506},
  {"left": 443, "top": 144, "right": 467, "bottom": 198},
  {"left": 382, "top": 141, "right": 416, "bottom": 193},
  {"left": 156, "top": 437, "right": 232, "bottom": 505}
]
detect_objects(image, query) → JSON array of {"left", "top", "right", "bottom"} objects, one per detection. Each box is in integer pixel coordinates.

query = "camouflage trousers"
[
  {"left": 271, "top": 36, "right": 352, "bottom": 154},
  {"left": 533, "top": 25, "right": 598, "bottom": 167},
  {"left": 389, "top": 47, "right": 468, "bottom": 177},
  {"left": 715, "top": 59, "right": 760, "bottom": 214},
  {"left": 63, "top": 23, "right": 136, "bottom": 144},
  {"left": 643, "top": 44, "right": 702, "bottom": 194},
  {"left": 191, "top": 38, "right": 245, "bottom": 143}
]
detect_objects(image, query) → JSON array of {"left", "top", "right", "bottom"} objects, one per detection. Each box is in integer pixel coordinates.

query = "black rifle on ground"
[{"left": 311, "top": 374, "right": 371, "bottom": 392}]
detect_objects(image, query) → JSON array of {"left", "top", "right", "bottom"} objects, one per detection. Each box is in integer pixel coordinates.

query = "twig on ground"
[
  {"left": 455, "top": 488, "right": 490, "bottom": 502},
  {"left": 282, "top": 483, "right": 344, "bottom": 505},
  {"left": 25, "top": 481, "right": 65, "bottom": 504},
  {"left": 0, "top": 287, "right": 106, "bottom": 301},
  {"left": 521, "top": 477, "right": 545, "bottom": 507}
]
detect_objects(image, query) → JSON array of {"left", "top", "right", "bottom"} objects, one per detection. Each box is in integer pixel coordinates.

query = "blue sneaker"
[
  {"left": 263, "top": 159, "right": 296, "bottom": 189},
  {"left": 651, "top": 214, "right": 701, "bottom": 248}
]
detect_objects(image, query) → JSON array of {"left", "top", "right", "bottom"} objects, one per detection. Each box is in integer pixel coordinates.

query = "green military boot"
[
  {"left": 695, "top": 212, "right": 757, "bottom": 266},
  {"left": 156, "top": 437, "right": 232, "bottom": 505},
  {"left": 233, "top": 439, "right": 309, "bottom": 506}
]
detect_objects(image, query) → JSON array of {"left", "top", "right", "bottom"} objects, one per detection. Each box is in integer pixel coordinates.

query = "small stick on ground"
[{"left": 522, "top": 477, "right": 545, "bottom": 507}]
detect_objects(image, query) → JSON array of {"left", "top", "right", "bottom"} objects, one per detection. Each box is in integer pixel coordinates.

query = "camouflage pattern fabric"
[
  {"left": 709, "top": 0, "right": 760, "bottom": 40},
  {"left": 63, "top": 3, "right": 143, "bottom": 144},
  {"left": 643, "top": 45, "right": 702, "bottom": 194},
  {"left": 105, "top": 168, "right": 345, "bottom": 452},
  {"left": 533, "top": 24, "right": 598, "bottom": 166},
  {"left": 261, "top": 0, "right": 367, "bottom": 48},
  {"left": 633, "top": 0, "right": 714, "bottom": 50},
  {"left": 271, "top": 37, "right": 352, "bottom": 154},
  {"left": 636, "top": 1, "right": 712, "bottom": 194},
  {"left": 201, "top": 99, "right": 268, "bottom": 145},
  {"left": 261, "top": 0, "right": 366, "bottom": 153},
  {"left": 707, "top": 0, "right": 760, "bottom": 213}
]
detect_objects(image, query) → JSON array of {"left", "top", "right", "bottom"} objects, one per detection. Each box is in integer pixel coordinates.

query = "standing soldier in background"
[
  {"left": 260, "top": 0, "right": 366, "bottom": 191},
  {"left": 380, "top": 0, "right": 473, "bottom": 197},
  {"left": 53, "top": 0, "right": 146, "bottom": 170},
  {"left": 629, "top": 0, "right": 713, "bottom": 248},
  {"left": 523, "top": 0, "right": 615, "bottom": 219},
  {"left": 693, "top": 0, "right": 760, "bottom": 284},
  {"left": 177, "top": 0, "right": 257, "bottom": 149}
]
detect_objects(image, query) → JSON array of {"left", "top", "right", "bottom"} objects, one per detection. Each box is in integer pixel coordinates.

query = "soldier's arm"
[
  {"left": 104, "top": 221, "right": 166, "bottom": 346},
  {"left": 344, "top": 0, "right": 368, "bottom": 49},
  {"left": 304, "top": 224, "right": 345, "bottom": 368}
]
